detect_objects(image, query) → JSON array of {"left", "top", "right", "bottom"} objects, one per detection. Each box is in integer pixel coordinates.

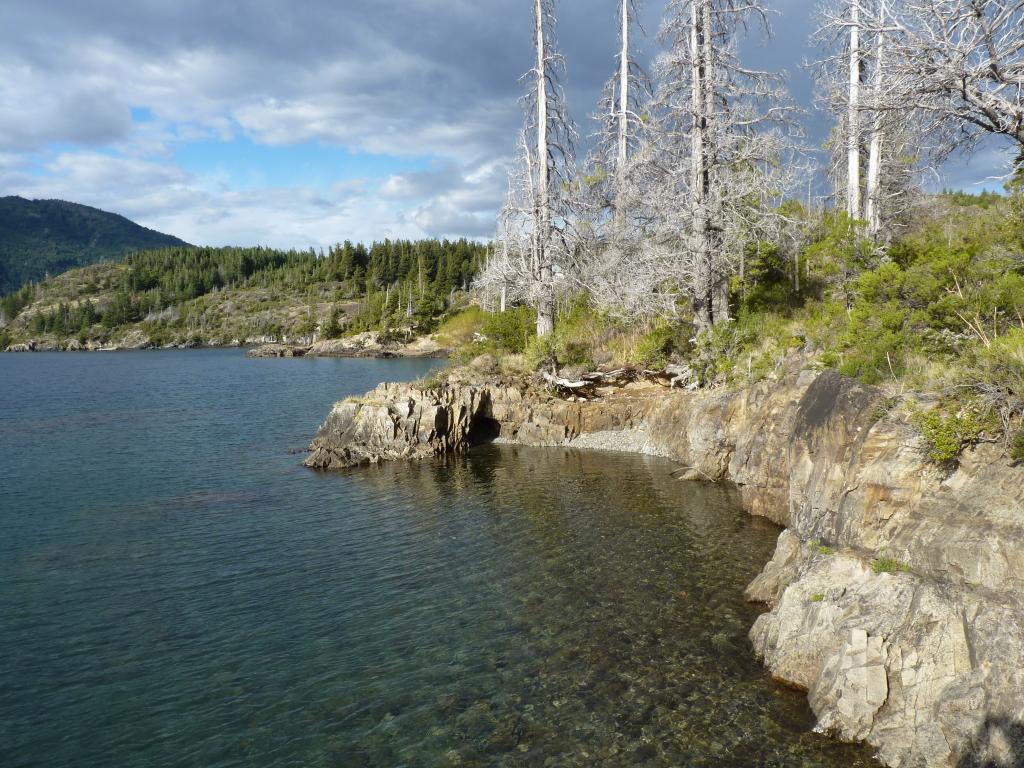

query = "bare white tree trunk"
[
  {"left": 690, "top": 0, "right": 710, "bottom": 331},
  {"left": 865, "top": 6, "right": 884, "bottom": 238},
  {"left": 846, "top": 0, "right": 862, "bottom": 220},
  {"left": 688, "top": 0, "right": 722, "bottom": 331},
  {"left": 534, "top": 0, "right": 555, "bottom": 338},
  {"left": 617, "top": 0, "right": 630, "bottom": 181},
  {"left": 500, "top": 238, "right": 509, "bottom": 312},
  {"left": 703, "top": 0, "right": 729, "bottom": 325}
]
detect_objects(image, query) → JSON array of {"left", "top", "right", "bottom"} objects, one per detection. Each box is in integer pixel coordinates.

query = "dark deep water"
[{"left": 0, "top": 349, "right": 880, "bottom": 767}]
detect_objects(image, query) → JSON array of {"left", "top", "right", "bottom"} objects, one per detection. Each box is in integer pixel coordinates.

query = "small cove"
[{"left": 0, "top": 350, "right": 879, "bottom": 767}]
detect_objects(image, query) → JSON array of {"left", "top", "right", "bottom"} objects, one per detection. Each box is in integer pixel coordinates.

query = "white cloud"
[
  {"left": 0, "top": 59, "right": 133, "bottom": 149},
  {"left": 1, "top": 148, "right": 477, "bottom": 248}
]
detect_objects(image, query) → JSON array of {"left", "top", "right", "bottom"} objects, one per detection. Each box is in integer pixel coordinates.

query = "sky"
[{"left": 0, "top": 0, "right": 1017, "bottom": 249}]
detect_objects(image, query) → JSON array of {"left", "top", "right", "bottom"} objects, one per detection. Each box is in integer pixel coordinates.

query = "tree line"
[{"left": 3, "top": 239, "right": 489, "bottom": 335}]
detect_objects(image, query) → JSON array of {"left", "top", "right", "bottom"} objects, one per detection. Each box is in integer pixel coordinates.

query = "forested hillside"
[
  {"left": 0, "top": 197, "right": 190, "bottom": 294},
  {"left": 0, "top": 238, "right": 487, "bottom": 349}
]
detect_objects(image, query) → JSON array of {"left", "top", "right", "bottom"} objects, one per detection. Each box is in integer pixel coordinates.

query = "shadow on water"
[{"left": 958, "top": 718, "right": 1024, "bottom": 768}]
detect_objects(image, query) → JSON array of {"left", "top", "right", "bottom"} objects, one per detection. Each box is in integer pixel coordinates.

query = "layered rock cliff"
[{"left": 305, "top": 370, "right": 1024, "bottom": 767}]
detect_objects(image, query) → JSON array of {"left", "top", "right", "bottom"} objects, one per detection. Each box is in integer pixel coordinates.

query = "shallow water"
[{"left": 0, "top": 350, "right": 879, "bottom": 767}]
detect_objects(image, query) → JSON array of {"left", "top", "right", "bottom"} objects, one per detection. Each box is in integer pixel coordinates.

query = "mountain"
[{"left": 0, "top": 197, "right": 190, "bottom": 294}]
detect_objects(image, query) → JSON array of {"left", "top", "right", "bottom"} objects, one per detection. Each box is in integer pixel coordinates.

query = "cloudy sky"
[{"left": 0, "top": 0, "right": 1015, "bottom": 249}]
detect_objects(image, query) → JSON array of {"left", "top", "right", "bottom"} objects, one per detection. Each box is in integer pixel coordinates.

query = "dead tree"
[
  {"left": 847, "top": 0, "right": 863, "bottom": 219},
  {"left": 528, "top": 0, "right": 576, "bottom": 337},
  {"left": 476, "top": 1, "right": 576, "bottom": 337},
  {"left": 814, "top": 0, "right": 930, "bottom": 241},
  {"left": 887, "top": 0, "right": 1024, "bottom": 156},
  {"left": 649, "top": 0, "right": 801, "bottom": 333}
]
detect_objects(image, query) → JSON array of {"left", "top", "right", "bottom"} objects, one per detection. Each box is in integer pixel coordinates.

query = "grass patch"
[
  {"left": 435, "top": 306, "right": 487, "bottom": 348},
  {"left": 809, "top": 593, "right": 825, "bottom": 603},
  {"left": 872, "top": 556, "right": 910, "bottom": 575},
  {"left": 414, "top": 367, "right": 448, "bottom": 391},
  {"left": 809, "top": 540, "right": 835, "bottom": 556}
]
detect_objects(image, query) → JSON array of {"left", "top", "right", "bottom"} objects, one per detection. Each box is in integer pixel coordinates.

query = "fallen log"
[
  {"left": 542, "top": 371, "right": 592, "bottom": 391},
  {"left": 664, "top": 363, "right": 698, "bottom": 390}
]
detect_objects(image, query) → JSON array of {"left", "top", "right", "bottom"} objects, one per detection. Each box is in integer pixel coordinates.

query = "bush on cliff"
[
  {"left": 1011, "top": 430, "right": 1024, "bottom": 463},
  {"left": 910, "top": 407, "right": 984, "bottom": 465}
]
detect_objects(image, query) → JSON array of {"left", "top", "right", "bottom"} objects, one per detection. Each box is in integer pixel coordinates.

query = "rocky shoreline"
[
  {"left": 4, "top": 330, "right": 450, "bottom": 358},
  {"left": 304, "top": 369, "right": 1024, "bottom": 768},
  {"left": 245, "top": 331, "right": 448, "bottom": 359}
]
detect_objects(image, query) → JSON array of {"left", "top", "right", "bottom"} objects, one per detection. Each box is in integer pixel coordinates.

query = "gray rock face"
[
  {"left": 743, "top": 528, "right": 802, "bottom": 605},
  {"left": 304, "top": 369, "right": 1024, "bottom": 767},
  {"left": 247, "top": 343, "right": 308, "bottom": 358},
  {"left": 305, "top": 383, "right": 488, "bottom": 470}
]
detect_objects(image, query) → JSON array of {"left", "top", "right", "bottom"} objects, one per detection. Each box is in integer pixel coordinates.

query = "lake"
[{"left": 0, "top": 350, "right": 878, "bottom": 767}]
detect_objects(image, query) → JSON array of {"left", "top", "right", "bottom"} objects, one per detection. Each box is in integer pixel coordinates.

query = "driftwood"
[
  {"left": 664, "top": 363, "right": 698, "bottom": 390},
  {"left": 542, "top": 364, "right": 700, "bottom": 397},
  {"left": 542, "top": 371, "right": 592, "bottom": 391},
  {"left": 581, "top": 368, "right": 630, "bottom": 384}
]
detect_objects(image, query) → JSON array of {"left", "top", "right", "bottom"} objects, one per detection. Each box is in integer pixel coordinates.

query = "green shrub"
[
  {"left": 809, "top": 593, "right": 825, "bottom": 603},
  {"left": 322, "top": 305, "right": 345, "bottom": 339},
  {"left": 838, "top": 294, "right": 909, "bottom": 385},
  {"left": 911, "top": 407, "right": 982, "bottom": 464},
  {"left": 1010, "top": 429, "right": 1024, "bottom": 463},
  {"left": 691, "top": 320, "right": 757, "bottom": 384},
  {"left": 435, "top": 305, "right": 486, "bottom": 347},
  {"left": 634, "top": 320, "right": 688, "bottom": 368},
  {"left": 872, "top": 556, "right": 910, "bottom": 574},
  {"left": 525, "top": 333, "right": 558, "bottom": 371},
  {"left": 873, "top": 397, "right": 899, "bottom": 422},
  {"left": 558, "top": 340, "right": 594, "bottom": 368},
  {"left": 969, "top": 329, "right": 1024, "bottom": 431},
  {"left": 482, "top": 306, "right": 535, "bottom": 353},
  {"left": 145, "top": 324, "right": 172, "bottom": 348},
  {"left": 809, "top": 540, "right": 835, "bottom": 556},
  {"left": 0, "top": 327, "right": 11, "bottom": 349}
]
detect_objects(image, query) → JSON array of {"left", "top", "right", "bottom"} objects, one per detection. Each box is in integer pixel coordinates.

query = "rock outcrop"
[
  {"left": 304, "top": 369, "right": 1024, "bottom": 767},
  {"left": 247, "top": 343, "right": 308, "bottom": 358},
  {"left": 306, "top": 383, "right": 487, "bottom": 469}
]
